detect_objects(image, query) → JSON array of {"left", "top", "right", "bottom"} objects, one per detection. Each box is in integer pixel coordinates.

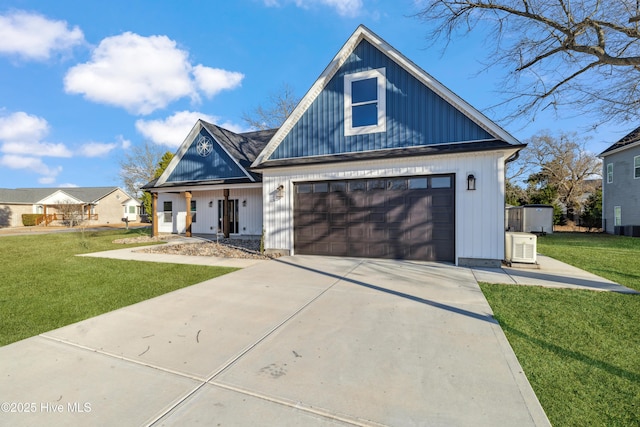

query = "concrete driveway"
[{"left": 0, "top": 256, "right": 550, "bottom": 426}]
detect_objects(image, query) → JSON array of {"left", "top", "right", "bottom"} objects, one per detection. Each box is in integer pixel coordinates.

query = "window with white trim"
[
  {"left": 635, "top": 155, "right": 640, "bottom": 179},
  {"left": 344, "top": 68, "right": 386, "bottom": 136},
  {"left": 614, "top": 206, "right": 622, "bottom": 226},
  {"left": 607, "top": 163, "right": 613, "bottom": 183},
  {"left": 163, "top": 201, "right": 172, "bottom": 223}
]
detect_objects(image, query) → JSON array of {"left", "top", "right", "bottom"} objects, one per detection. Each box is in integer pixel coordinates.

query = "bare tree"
[
  {"left": 242, "top": 83, "right": 300, "bottom": 130},
  {"left": 517, "top": 131, "right": 601, "bottom": 218},
  {"left": 416, "top": 1, "right": 640, "bottom": 125},
  {"left": 118, "top": 141, "right": 165, "bottom": 198},
  {"left": 53, "top": 200, "right": 85, "bottom": 228}
]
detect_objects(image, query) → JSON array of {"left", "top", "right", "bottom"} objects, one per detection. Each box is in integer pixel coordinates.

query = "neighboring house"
[
  {"left": 0, "top": 187, "right": 140, "bottom": 227},
  {"left": 599, "top": 126, "right": 640, "bottom": 235},
  {"left": 146, "top": 25, "right": 525, "bottom": 267}
]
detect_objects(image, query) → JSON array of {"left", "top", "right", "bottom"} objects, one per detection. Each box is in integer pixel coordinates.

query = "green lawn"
[
  {"left": 537, "top": 232, "right": 640, "bottom": 291},
  {"left": 481, "top": 233, "right": 640, "bottom": 426},
  {"left": 0, "top": 229, "right": 237, "bottom": 346}
]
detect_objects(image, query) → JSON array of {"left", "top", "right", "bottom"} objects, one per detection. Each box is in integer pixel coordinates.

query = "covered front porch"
[
  {"left": 151, "top": 184, "right": 263, "bottom": 239},
  {"left": 35, "top": 203, "right": 98, "bottom": 226}
]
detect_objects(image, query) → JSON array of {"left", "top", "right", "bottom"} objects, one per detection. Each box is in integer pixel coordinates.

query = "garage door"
[{"left": 294, "top": 175, "right": 455, "bottom": 262}]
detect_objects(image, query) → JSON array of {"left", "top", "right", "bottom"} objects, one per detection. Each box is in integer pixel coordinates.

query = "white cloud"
[
  {"left": 0, "top": 111, "right": 49, "bottom": 143},
  {"left": 135, "top": 111, "right": 219, "bottom": 147},
  {"left": 118, "top": 135, "right": 132, "bottom": 150},
  {"left": 0, "top": 154, "right": 62, "bottom": 183},
  {"left": 2, "top": 141, "right": 72, "bottom": 157},
  {"left": 192, "top": 65, "right": 244, "bottom": 98},
  {"left": 0, "top": 112, "right": 72, "bottom": 157},
  {"left": 0, "top": 11, "right": 84, "bottom": 61},
  {"left": 64, "top": 32, "right": 244, "bottom": 115},
  {"left": 77, "top": 142, "right": 118, "bottom": 157},
  {"left": 64, "top": 32, "right": 193, "bottom": 115},
  {"left": 59, "top": 183, "right": 79, "bottom": 188},
  {"left": 264, "top": 0, "right": 363, "bottom": 16}
]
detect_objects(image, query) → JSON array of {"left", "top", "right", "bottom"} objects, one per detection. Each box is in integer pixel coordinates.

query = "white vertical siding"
[
  {"left": 157, "top": 187, "right": 263, "bottom": 236},
  {"left": 262, "top": 150, "right": 511, "bottom": 264}
]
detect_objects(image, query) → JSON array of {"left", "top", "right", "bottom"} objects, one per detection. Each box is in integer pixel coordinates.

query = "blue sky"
[{"left": 0, "top": 0, "right": 623, "bottom": 190}]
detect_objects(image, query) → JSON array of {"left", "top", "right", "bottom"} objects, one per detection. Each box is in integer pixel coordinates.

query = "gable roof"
[
  {"left": 150, "top": 120, "right": 275, "bottom": 189},
  {"left": 252, "top": 25, "right": 520, "bottom": 168},
  {"left": 599, "top": 126, "right": 640, "bottom": 157},
  {"left": 0, "top": 187, "right": 131, "bottom": 204}
]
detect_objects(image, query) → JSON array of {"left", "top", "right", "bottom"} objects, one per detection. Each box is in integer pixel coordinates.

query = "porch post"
[
  {"left": 152, "top": 193, "right": 158, "bottom": 237},
  {"left": 185, "top": 191, "right": 192, "bottom": 237},
  {"left": 43, "top": 205, "right": 47, "bottom": 226},
  {"left": 223, "top": 189, "right": 230, "bottom": 238}
]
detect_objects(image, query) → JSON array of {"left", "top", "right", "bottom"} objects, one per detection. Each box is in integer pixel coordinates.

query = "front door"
[{"left": 218, "top": 199, "right": 239, "bottom": 234}]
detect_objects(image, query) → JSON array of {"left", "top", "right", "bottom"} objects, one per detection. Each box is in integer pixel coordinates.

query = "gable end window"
[
  {"left": 344, "top": 68, "right": 386, "bottom": 136},
  {"left": 607, "top": 163, "right": 613, "bottom": 183},
  {"left": 635, "top": 156, "right": 640, "bottom": 179}
]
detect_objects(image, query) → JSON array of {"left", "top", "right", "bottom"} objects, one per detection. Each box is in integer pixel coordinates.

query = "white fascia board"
[
  {"left": 153, "top": 182, "right": 263, "bottom": 194},
  {"left": 259, "top": 145, "right": 522, "bottom": 176},
  {"left": 370, "top": 32, "right": 520, "bottom": 146},
  {"left": 599, "top": 139, "right": 640, "bottom": 158},
  {"left": 252, "top": 26, "right": 366, "bottom": 167},
  {"left": 156, "top": 121, "right": 204, "bottom": 186},
  {"left": 252, "top": 25, "right": 519, "bottom": 168},
  {"left": 156, "top": 120, "right": 256, "bottom": 186}
]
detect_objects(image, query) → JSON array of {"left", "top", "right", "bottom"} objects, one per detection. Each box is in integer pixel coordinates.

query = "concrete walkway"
[
  {"left": 0, "top": 256, "right": 551, "bottom": 426},
  {"left": 472, "top": 255, "right": 639, "bottom": 294}
]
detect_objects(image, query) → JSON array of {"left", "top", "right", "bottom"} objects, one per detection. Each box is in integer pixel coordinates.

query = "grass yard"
[
  {"left": 537, "top": 232, "right": 640, "bottom": 292},
  {"left": 481, "top": 233, "right": 640, "bottom": 426},
  {"left": 0, "top": 229, "right": 237, "bottom": 346}
]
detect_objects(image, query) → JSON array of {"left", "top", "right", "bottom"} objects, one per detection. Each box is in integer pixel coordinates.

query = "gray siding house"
[{"left": 599, "top": 127, "right": 640, "bottom": 235}]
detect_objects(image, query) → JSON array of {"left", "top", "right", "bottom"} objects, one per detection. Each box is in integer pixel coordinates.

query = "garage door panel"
[
  {"left": 365, "top": 243, "right": 389, "bottom": 258},
  {"left": 368, "top": 227, "right": 388, "bottom": 241},
  {"left": 294, "top": 175, "right": 454, "bottom": 262},
  {"left": 368, "top": 212, "right": 386, "bottom": 223},
  {"left": 330, "top": 212, "right": 347, "bottom": 224},
  {"left": 432, "top": 193, "right": 453, "bottom": 207}
]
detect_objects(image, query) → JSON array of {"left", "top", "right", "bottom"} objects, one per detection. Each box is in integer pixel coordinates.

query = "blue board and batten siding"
[
  {"left": 166, "top": 130, "right": 247, "bottom": 183},
  {"left": 270, "top": 39, "right": 494, "bottom": 160}
]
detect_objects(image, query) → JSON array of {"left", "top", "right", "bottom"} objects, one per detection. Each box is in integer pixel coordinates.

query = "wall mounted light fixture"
[
  {"left": 242, "top": 199, "right": 247, "bottom": 207},
  {"left": 208, "top": 201, "right": 213, "bottom": 207},
  {"left": 467, "top": 174, "right": 476, "bottom": 191},
  {"left": 276, "top": 184, "right": 285, "bottom": 199}
]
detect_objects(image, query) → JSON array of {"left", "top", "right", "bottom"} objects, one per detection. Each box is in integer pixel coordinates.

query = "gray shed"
[{"left": 506, "top": 204, "right": 554, "bottom": 234}]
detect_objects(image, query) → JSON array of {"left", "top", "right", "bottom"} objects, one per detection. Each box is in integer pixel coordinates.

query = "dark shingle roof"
[
  {"left": 600, "top": 126, "right": 640, "bottom": 156},
  {"left": 200, "top": 121, "right": 277, "bottom": 170},
  {"left": 0, "top": 187, "right": 131, "bottom": 204},
  {"left": 252, "top": 140, "right": 525, "bottom": 169}
]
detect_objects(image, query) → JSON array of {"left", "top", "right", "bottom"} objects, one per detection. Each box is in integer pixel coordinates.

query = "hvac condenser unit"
[{"left": 505, "top": 232, "right": 537, "bottom": 264}]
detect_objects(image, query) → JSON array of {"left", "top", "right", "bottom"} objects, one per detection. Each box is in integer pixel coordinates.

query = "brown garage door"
[{"left": 294, "top": 175, "right": 455, "bottom": 262}]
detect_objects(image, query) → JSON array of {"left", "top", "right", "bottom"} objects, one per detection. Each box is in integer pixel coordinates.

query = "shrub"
[{"left": 22, "top": 214, "right": 42, "bottom": 226}]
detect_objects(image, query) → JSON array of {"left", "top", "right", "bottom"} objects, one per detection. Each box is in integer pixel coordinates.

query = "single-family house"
[
  {"left": 0, "top": 187, "right": 140, "bottom": 227},
  {"left": 599, "top": 126, "right": 640, "bottom": 236},
  {"left": 146, "top": 25, "right": 525, "bottom": 266}
]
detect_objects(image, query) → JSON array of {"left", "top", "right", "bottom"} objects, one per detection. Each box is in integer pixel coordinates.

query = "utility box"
[
  {"left": 506, "top": 204, "right": 554, "bottom": 234},
  {"left": 505, "top": 232, "right": 537, "bottom": 264}
]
